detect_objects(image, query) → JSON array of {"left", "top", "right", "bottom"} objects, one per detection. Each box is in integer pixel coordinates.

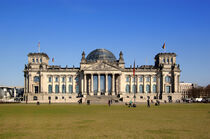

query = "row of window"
[
  {"left": 126, "top": 84, "right": 157, "bottom": 93},
  {"left": 162, "top": 58, "right": 173, "bottom": 63},
  {"left": 48, "top": 84, "right": 79, "bottom": 93},
  {"left": 126, "top": 76, "right": 157, "bottom": 83},
  {"left": 48, "top": 76, "right": 78, "bottom": 83},
  {"left": 32, "top": 58, "right": 42, "bottom": 63},
  {"left": 126, "top": 76, "right": 171, "bottom": 83},
  {"left": 125, "top": 85, "right": 171, "bottom": 93}
]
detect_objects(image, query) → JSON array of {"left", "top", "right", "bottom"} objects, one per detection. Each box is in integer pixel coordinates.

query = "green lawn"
[{"left": 0, "top": 103, "right": 210, "bottom": 139}]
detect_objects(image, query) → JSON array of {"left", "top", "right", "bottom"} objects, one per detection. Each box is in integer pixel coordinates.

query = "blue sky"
[{"left": 0, "top": 0, "right": 210, "bottom": 86}]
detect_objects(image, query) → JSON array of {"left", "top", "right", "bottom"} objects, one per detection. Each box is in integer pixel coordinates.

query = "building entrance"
[{"left": 35, "top": 86, "right": 39, "bottom": 93}]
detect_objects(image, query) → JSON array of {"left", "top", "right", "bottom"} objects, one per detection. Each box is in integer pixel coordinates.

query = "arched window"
[
  {"left": 153, "top": 85, "right": 157, "bottom": 93},
  {"left": 132, "top": 85, "right": 137, "bottom": 93},
  {"left": 146, "top": 85, "right": 150, "bottom": 93},
  {"left": 69, "top": 85, "right": 73, "bottom": 93},
  {"left": 48, "top": 85, "right": 52, "bottom": 93},
  {"left": 139, "top": 85, "right": 144, "bottom": 93},
  {"left": 165, "top": 76, "right": 171, "bottom": 83},
  {"left": 55, "top": 85, "right": 59, "bottom": 93},
  {"left": 62, "top": 84, "right": 66, "bottom": 93},
  {"left": 125, "top": 85, "right": 130, "bottom": 93},
  {"left": 34, "top": 76, "right": 40, "bottom": 82},
  {"left": 171, "top": 58, "right": 173, "bottom": 63},
  {"left": 33, "top": 96, "right": 38, "bottom": 100}
]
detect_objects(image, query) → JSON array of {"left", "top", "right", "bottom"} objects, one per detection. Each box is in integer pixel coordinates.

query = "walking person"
[
  {"left": 108, "top": 100, "right": 111, "bottom": 107},
  {"left": 147, "top": 96, "right": 150, "bottom": 108}
]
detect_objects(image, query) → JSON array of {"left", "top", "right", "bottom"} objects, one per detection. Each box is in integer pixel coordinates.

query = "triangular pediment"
[{"left": 83, "top": 62, "right": 121, "bottom": 71}]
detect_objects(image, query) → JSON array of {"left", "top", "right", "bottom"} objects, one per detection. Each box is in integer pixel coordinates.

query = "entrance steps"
[{"left": 85, "top": 95, "right": 122, "bottom": 104}]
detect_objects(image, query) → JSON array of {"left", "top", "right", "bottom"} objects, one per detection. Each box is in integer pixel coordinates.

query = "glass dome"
[{"left": 86, "top": 49, "right": 116, "bottom": 62}]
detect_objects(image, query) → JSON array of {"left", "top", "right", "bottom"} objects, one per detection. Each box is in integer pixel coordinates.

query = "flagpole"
[
  {"left": 133, "top": 60, "right": 136, "bottom": 104},
  {"left": 38, "top": 41, "right": 40, "bottom": 53}
]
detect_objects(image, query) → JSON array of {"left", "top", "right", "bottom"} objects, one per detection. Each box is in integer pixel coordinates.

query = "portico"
[{"left": 81, "top": 72, "right": 121, "bottom": 96}]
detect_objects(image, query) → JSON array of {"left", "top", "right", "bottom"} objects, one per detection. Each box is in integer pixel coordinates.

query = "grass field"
[{"left": 0, "top": 103, "right": 210, "bottom": 139}]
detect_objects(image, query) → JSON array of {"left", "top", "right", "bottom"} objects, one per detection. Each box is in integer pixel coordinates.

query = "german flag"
[
  {"left": 133, "top": 60, "right": 135, "bottom": 77},
  {"left": 162, "top": 42, "right": 166, "bottom": 49}
]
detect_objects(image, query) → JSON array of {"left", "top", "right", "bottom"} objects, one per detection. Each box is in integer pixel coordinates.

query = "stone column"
[
  {"left": 59, "top": 76, "right": 62, "bottom": 93},
  {"left": 162, "top": 74, "right": 165, "bottom": 93},
  {"left": 157, "top": 75, "right": 160, "bottom": 94},
  {"left": 105, "top": 73, "right": 108, "bottom": 96},
  {"left": 97, "top": 74, "right": 100, "bottom": 95},
  {"left": 150, "top": 75, "right": 152, "bottom": 93},
  {"left": 72, "top": 75, "right": 75, "bottom": 93},
  {"left": 84, "top": 74, "right": 87, "bottom": 95},
  {"left": 130, "top": 75, "right": 132, "bottom": 93},
  {"left": 137, "top": 75, "right": 139, "bottom": 93},
  {"left": 81, "top": 74, "right": 83, "bottom": 94},
  {"left": 52, "top": 76, "right": 54, "bottom": 93},
  {"left": 112, "top": 74, "right": 115, "bottom": 95},
  {"left": 29, "top": 74, "right": 32, "bottom": 93},
  {"left": 118, "top": 74, "right": 121, "bottom": 94},
  {"left": 39, "top": 74, "right": 42, "bottom": 93},
  {"left": 143, "top": 75, "right": 146, "bottom": 93},
  {"left": 65, "top": 75, "right": 68, "bottom": 93},
  {"left": 91, "top": 74, "right": 94, "bottom": 96}
]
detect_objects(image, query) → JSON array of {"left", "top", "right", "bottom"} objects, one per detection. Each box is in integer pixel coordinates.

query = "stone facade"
[
  {"left": 23, "top": 49, "right": 181, "bottom": 103},
  {"left": 179, "top": 82, "right": 197, "bottom": 99}
]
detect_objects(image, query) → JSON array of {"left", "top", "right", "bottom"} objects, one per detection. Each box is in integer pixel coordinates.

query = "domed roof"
[{"left": 86, "top": 49, "right": 116, "bottom": 62}]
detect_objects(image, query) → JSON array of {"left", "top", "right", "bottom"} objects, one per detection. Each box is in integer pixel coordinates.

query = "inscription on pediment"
[{"left": 85, "top": 63, "right": 119, "bottom": 71}]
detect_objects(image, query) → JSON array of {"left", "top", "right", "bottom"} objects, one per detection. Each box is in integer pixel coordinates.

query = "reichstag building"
[{"left": 23, "top": 49, "right": 181, "bottom": 103}]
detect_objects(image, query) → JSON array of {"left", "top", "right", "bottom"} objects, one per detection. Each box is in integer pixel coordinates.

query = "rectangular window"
[
  {"left": 69, "top": 85, "right": 73, "bottom": 93},
  {"left": 126, "top": 85, "right": 130, "bottom": 93},
  {"left": 139, "top": 76, "right": 143, "bottom": 82},
  {"left": 32, "top": 59, "right": 35, "bottom": 62},
  {"left": 166, "top": 86, "right": 170, "bottom": 93},
  {"left": 40, "top": 58, "right": 42, "bottom": 63},
  {"left": 139, "top": 85, "right": 143, "bottom": 93},
  {"left": 75, "top": 77, "right": 79, "bottom": 83},
  {"left": 69, "top": 77, "right": 72, "bottom": 82},
  {"left": 76, "top": 85, "right": 79, "bottom": 93},
  {"left": 153, "top": 85, "right": 157, "bottom": 93},
  {"left": 146, "top": 85, "right": 150, "bottom": 93},
  {"left": 146, "top": 77, "right": 150, "bottom": 82},
  {"left": 55, "top": 77, "right": 58, "bottom": 82},
  {"left": 48, "top": 85, "right": 52, "bottom": 93},
  {"left": 36, "top": 59, "right": 38, "bottom": 63},
  {"left": 132, "top": 77, "right": 136, "bottom": 82},
  {"left": 49, "top": 77, "right": 52, "bottom": 82},
  {"left": 62, "top": 77, "right": 65, "bottom": 82},
  {"left": 55, "top": 85, "right": 59, "bottom": 93},
  {"left": 126, "top": 76, "right": 129, "bottom": 82},
  {"left": 62, "top": 85, "right": 66, "bottom": 93},
  {"left": 153, "top": 77, "right": 156, "bottom": 82}
]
